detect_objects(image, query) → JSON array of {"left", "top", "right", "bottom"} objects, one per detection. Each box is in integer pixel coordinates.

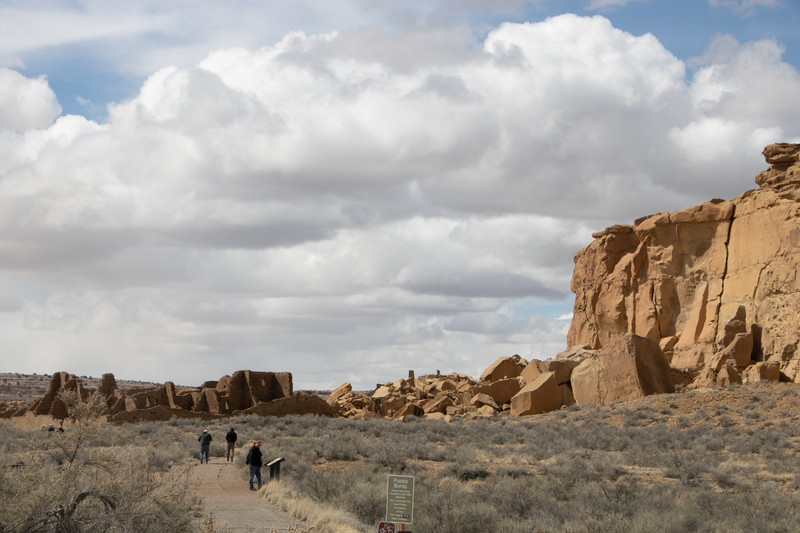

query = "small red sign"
[{"left": 378, "top": 522, "right": 396, "bottom": 533}]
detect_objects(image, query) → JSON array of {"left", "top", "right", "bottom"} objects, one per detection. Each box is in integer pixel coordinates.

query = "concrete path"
[{"left": 191, "top": 457, "right": 311, "bottom": 532}]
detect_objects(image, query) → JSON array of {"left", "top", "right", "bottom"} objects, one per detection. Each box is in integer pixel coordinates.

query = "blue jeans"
[
  {"left": 200, "top": 445, "right": 210, "bottom": 463},
  {"left": 249, "top": 465, "right": 262, "bottom": 489}
]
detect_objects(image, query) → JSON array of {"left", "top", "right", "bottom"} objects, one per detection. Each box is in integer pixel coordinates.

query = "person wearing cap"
[
  {"left": 245, "top": 441, "right": 263, "bottom": 490},
  {"left": 225, "top": 427, "right": 238, "bottom": 462},
  {"left": 198, "top": 429, "right": 212, "bottom": 464}
]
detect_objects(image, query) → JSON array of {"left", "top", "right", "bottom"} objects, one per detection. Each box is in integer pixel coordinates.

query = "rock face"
[
  {"left": 568, "top": 144, "right": 800, "bottom": 388},
  {"left": 1, "top": 370, "right": 336, "bottom": 422},
  {"left": 570, "top": 334, "right": 674, "bottom": 405}
]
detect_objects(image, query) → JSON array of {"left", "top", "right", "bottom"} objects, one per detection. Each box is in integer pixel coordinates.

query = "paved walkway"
[{"left": 191, "top": 457, "right": 311, "bottom": 532}]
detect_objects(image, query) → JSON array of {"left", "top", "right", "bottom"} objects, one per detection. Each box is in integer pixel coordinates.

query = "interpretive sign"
[
  {"left": 378, "top": 522, "right": 396, "bottom": 533},
  {"left": 386, "top": 475, "right": 414, "bottom": 524}
]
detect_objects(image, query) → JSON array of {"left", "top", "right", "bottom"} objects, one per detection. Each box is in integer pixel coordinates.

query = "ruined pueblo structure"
[{"left": 0, "top": 370, "right": 336, "bottom": 424}]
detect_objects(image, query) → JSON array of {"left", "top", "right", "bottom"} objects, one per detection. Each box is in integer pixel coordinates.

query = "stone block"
[
  {"left": 480, "top": 356, "right": 523, "bottom": 383},
  {"left": 571, "top": 334, "right": 675, "bottom": 406},
  {"left": 510, "top": 372, "right": 559, "bottom": 416},
  {"left": 472, "top": 378, "right": 521, "bottom": 406}
]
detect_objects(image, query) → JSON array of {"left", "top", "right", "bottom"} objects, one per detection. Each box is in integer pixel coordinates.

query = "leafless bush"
[{"left": 0, "top": 391, "right": 199, "bottom": 533}]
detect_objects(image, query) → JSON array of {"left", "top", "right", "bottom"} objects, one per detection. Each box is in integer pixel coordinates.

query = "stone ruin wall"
[{"left": 0, "top": 370, "right": 335, "bottom": 424}]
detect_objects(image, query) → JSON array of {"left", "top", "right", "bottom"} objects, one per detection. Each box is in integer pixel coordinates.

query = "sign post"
[{"left": 386, "top": 475, "right": 414, "bottom": 530}]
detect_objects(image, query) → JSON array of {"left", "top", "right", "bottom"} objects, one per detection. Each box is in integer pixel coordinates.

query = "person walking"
[
  {"left": 245, "top": 441, "right": 263, "bottom": 491},
  {"left": 225, "top": 427, "right": 238, "bottom": 462},
  {"left": 198, "top": 429, "right": 212, "bottom": 464}
]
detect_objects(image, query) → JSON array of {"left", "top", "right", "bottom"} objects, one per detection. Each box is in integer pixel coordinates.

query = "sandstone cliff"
[{"left": 568, "top": 143, "right": 800, "bottom": 388}]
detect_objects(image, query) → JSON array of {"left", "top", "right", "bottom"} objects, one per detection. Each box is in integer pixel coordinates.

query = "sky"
[{"left": 0, "top": 0, "right": 799, "bottom": 390}]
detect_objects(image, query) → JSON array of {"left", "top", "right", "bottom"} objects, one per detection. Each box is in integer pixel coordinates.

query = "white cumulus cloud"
[{"left": 1, "top": 14, "right": 799, "bottom": 388}]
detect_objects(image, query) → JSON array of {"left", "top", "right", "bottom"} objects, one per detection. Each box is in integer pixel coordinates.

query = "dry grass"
[
  {"left": 3, "top": 381, "right": 800, "bottom": 532},
  {"left": 261, "top": 481, "right": 362, "bottom": 533}
]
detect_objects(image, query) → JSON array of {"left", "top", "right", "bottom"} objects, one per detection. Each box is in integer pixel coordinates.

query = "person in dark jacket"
[
  {"left": 198, "top": 429, "right": 212, "bottom": 464},
  {"left": 245, "top": 441, "right": 263, "bottom": 490},
  {"left": 225, "top": 427, "right": 238, "bottom": 462}
]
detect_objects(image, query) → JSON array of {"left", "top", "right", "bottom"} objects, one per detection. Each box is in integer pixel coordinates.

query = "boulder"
[
  {"left": 510, "top": 372, "right": 560, "bottom": 416},
  {"left": 571, "top": 334, "right": 675, "bottom": 406},
  {"left": 476, "top": 405, "right": 498, "bottom": 416},
  {"left": 470, "top": 393, "right": 499, "bottom": 410},
  {"left": 744, "top": 361, "right": 781, "bottom": 383},
  {"left": 472, "top": 378, "right": 521, "bottom": 406},
  {"left": 520, "top": 361, "right": 541, "bottom": 385},
  {"left": 379, "top": 395, "right": 407, "bottom": 416},
  {"left": 438, "top": 379, "right": 457, "bottom": 391},
  {"left": 716, "top": 363, "right": 742, "bottom": 387},
  {"left": 423, "top": 393, "right": 453, "bottom": 415},
  {"left": 480, "top": 356, "right": 524, "bottom": 383},
  {"left": 393, "top": 403, "right": 424, "bottom": 419},
  {"left": 372, "top": 385, "right": 392, "bottom": 399},
  {"left": 327, "top": 383, "right": 352, "bottom": 405},
  {"left": 537, "top": 359, "right": 583, "bottom": 384}
]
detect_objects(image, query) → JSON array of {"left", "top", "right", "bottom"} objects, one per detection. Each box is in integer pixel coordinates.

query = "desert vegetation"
[
  {"left": 0, "top": 390, "right": 199, "bottom": 532},
  {"left": 3, "top": 382, "right": 800, "bottom": 532}
]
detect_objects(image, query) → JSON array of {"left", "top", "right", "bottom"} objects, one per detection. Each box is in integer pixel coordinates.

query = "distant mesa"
[{"left": 0, "top": 370, "right": 336, "bottom": 424}]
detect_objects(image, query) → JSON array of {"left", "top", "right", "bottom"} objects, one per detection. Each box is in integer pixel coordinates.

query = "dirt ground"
[{"left": 190, "top": 457, "right": 310, "bottom": 532}]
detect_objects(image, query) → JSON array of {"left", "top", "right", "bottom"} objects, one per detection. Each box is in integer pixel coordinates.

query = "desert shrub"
[
  {"left": 473, "top": 475, "right": 541, "bottom": 520},
  {"left": 297, "top": 468, "right": 350, "bottom": 503},
  {"left": 590, "top": 454, "right": 628, "bottom": 481},
  {"left": 710, "top": 465, "right": 752, "bottom": 490},
  {"left": 414, "top": 478, "right": 499, "bottom": 533},
  {"left": 495, "top": 465, "right": 527, "bottom": 478},
  {"left": 0, "top": 392, "right": 199, "bottom": 533},
  {"left": 663, "top": 453, "right": 707, "bottom": 487},
  {"left": 730, "top": 434, "right": 764, "bottom": 455},
  {"left": 313, "top": 429, "right": 362, "bottom": 461},
  {"left": 443, "top": 462, "right": 489, "bottom": 481}
]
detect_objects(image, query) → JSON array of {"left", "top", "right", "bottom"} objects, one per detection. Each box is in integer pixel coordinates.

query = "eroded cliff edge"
[{"left": 568, "top": 143, "right": 800, "bottom": 387}]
